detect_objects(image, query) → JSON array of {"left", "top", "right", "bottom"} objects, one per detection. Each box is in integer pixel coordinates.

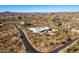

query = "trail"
[
  {"left": 15, "top": 25, "right": 40, "bottom": 53},
  {"left": 49, "top": 37, "right": 78, "bottom": 53}
]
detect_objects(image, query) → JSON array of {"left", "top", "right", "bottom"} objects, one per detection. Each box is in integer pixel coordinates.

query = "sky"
[{"left": 0, "top": 5, "right": 79, "bottom": 13}]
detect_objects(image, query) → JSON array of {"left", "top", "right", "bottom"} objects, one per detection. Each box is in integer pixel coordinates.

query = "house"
[{"left": 28, "top": 27, "right": 58, "bottom": 35}]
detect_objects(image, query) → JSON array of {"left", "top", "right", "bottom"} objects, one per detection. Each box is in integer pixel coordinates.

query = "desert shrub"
[
  {"left": 66, "top": 48, "right": 78, "bottom": 53},
  {"left": 18, "top": 16, "right": 22, "bottom": 19},
  {"left": 57, "top": 21, "right": 62, "bottom": 26},
  {"left": 0, "top": 21, "right": 1, "bottom": 24},
  {"left": 52, "top": 15, "right": 62, "bottom": 27},
  {"left": 25, "top": 23, "right": 32, "bottom": 26},
  {"left": 52, "top": 15, "right": 60, "bottom": 22},
  {"left": 24, "top": 21, "right": 32, "bottom": 27}
]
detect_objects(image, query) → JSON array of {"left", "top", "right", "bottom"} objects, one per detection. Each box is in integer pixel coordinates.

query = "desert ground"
[{"left": 0, "top": 12, "right": 79, "bottom": 53}]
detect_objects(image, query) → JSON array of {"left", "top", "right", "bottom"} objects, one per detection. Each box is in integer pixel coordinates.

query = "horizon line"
[{"left": 0, "top": 11, "right": 79, "bottom": 13}]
